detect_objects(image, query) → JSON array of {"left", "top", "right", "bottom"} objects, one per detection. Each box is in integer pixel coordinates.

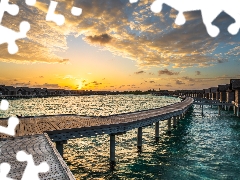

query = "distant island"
[
  {"left": 1, "top": 79, "right": 240, "bottom": 101},
  {"left": 0, "top": 84, "right": 173, "bottom": 98}
]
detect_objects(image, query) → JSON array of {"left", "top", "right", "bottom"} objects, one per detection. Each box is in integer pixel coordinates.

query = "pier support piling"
[
  {"left": 173, "top": 116, "right": 177, "bottom": 128},
  {"left": 110, "top": 134, "right": 116, "bottom": 168},
  {"left": 56, "top": 140, "right": 67, "bottom": 157},
  {"left": 218, "top": 105, "right": 221, "bottom": 116},
  {"left": 237, "top": 107, "right": 239, "bottom": 117},
  {"left": 234, "top": 106, "right": 237, "bottom": 115},
  {"left": 201, "top": 105, "right": 204, "bottom": 116},
  {"left": 137, "top": 127, "right": 143, "bottom": 152},
  {"left": 155, "top": 121, "right": 160, "bottom": 141},
  {"left": 167, "top": 118, "right": 171, "bottom": 134},
  {"left": 180, "top": 113, "right": 183, "bottom": 119}
]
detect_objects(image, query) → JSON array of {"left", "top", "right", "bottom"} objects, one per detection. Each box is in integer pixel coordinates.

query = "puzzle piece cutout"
[
  {"left": 0, "top": 0, "right": 36, "bottom": 54},
  {"left": 0, "top": 22, "right": 30, "bottom": 54},
  {"left": 0, "top": 100, "right": 19, "bottom": 136},
  {"left": 0, "top": 151, "right": 49, "bottom": 180},
  {"left": 0, "top": 99, "right": 9, "bottom": 110},
  {"left": 25, "top": 0, "right": 36, "bottom": 6},
  {"left": 130, "top": 0, "right": 240, "bottom": 37},
  {"left": 0, "top": 0, "right": 19, "bottom": 23},
  {"left": 0, "top": 116, "right": 19, "bottom": 136},
  {"left": 16, "top": 151, "right": 49, "bottom": 180},
  {"left": 71, "top": 6, "right": 82, "bottom": 16},
  {"left": 46, "top": 1, "right": 65, "bottom": 26},
  {"left": 46, "top": 0, "right": 82, "bottom": 25},
  {"left": 0, "top": 163, "right": 15, "bottom": 180}
]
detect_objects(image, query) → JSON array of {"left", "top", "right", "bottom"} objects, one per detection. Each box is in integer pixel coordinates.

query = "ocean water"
[{"left": 1, "top": 95, "right": 240, "bottom": 179}]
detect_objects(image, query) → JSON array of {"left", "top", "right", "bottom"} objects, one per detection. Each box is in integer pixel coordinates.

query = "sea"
[{"left": 1, "top": 95, "right": 240, "bottom": 180}]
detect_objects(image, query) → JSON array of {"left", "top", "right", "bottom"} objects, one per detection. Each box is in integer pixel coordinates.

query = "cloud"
[
  {"left": 134, "top": 70, "right": 146, "bottom": 74},
  {"left": 85, "top": 34, "right": 112, "bottom": 45},
  {"left": 91, "top": 81, "right": 102, "bottom": 86},
  {"left": 149, "top": 81, "right": 155, "bottom": 83},
  {"left": 1, "top": 0, "right": 239, "bottom": 68},
  {"left": 33, "top": 83, "right": 61, "bottom": 89},
  {"left": 158, "top": 69, "right": 179, "bottom": 76},
  {"left": 14, "top": 82, "right": 31, "bottom": 87},
  {"left": 176, "top": 80, "right": 185, "bottom": 85},
  {"left": 195, "top": 71, "right": 201, "bottom": 76}
]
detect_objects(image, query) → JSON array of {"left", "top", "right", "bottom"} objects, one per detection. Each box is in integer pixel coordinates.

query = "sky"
[{"left": 0, "top": 0, "right": 240, "bottom": 91}]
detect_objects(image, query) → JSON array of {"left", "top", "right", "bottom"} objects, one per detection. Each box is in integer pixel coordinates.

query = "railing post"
[
  {"left": 167, "top": 118, "right": 171, "bottom": 134},
  {"left": 155, "top": 121, "right": 160, "bottom": 141},
  {"left": 110, "top": 134, "right": 116, "bottom": 168},
  {"left": 137, "top": 127, "right": 143, "bottom": 152}
]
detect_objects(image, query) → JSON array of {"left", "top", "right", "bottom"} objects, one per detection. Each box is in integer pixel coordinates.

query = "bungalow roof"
[
  {"left": 218, "top": 84, "right": 229, "bottom": 91},
  {"left": 210, "top": 87, "right": 218, "bottom": 93},
  {"left": 230, "top": 79, "right": 240, "bottom": 90}
]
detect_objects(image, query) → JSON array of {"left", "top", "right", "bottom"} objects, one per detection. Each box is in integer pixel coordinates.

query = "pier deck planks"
[{"left": 0, "top": 133, "right": 75, "bottom": 180}]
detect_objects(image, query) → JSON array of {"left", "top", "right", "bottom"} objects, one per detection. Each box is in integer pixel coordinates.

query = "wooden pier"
[{"left": 0, "top": 97, "right": 193, "bottom": 178}]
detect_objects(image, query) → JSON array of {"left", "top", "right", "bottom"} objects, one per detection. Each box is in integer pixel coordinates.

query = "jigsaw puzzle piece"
[{"left": 16, "top": 151, "right": 49, "bottom": 180}]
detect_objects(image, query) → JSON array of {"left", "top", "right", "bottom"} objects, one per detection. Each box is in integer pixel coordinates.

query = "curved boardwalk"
[
  {"left": 0, "top": 97, "right": 193, "bottom": 179},
  {"left": 0, "top": 97, "right": 193, "bottom": 140}
]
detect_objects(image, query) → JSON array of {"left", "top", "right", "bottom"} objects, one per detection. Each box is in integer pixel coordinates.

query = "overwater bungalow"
[
  {"left": 203, "top": 89, "right": 210, "bottom": 99},
  {"left": 16, "top": 87, "right": 35, "bottom": 96},
  {"left": 3, "top": 86, "right": 17, "bottom": 96},
  {"left": 152, "top": 90, "right": 169, "bottom": 96},
  {"left": 230, "top": 79, "right": 240, "bottom": 108},
  {"left": 210, "top": 87, "right": 218, "bottom": 100},
  {"left": 218, "top": 84, "right": 229, "bottom": 103},
  {"left": 0, "top": 85, "right": 5, "bottom": 95},
  {"left": 196, "top": 90, "right": 204, "bottom": 98},
  {"left": 33, "top": 88, "right": 47, "bottom": 96}
]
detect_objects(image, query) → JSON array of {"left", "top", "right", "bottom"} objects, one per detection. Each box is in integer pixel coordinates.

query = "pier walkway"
[{"left": 0, "top": 97, "right": 193, "bottom": 179}]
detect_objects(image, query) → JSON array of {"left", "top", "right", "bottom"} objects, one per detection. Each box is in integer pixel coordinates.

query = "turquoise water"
[
  {"left": 64, "top": 105, "right": 240, "bottom": 179},
  {"left": 1, "top": 95, "right": 240, "bottom": 179}
]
